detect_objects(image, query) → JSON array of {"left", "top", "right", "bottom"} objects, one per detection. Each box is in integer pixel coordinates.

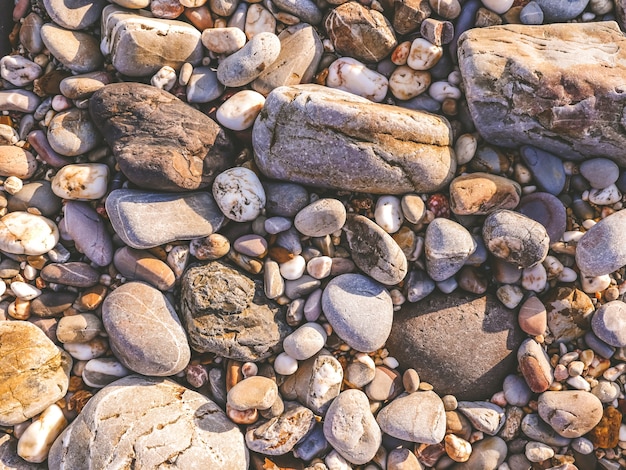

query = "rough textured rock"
[
  {"left": 393, "top": 0, "right": 431, "bottom": 35},
  {"left": 0, "top": 321, "right": 71, "bottom": 426},
  {"left": 449, "top": 173, "right": 521, "bottom": 215},
  {"left": 90, "top": 83, "right": 234, "bottom": 192},
  {"left": 253, "top": 84, "right": 456, "bottom": 195},
  {"left": 48, "top": 376, "right": 249, "bottom": 469},
  {"left": 544, "top": 287, "right": 594, "bottom": 343},
  {"left": 387, "top": 291, "right": 525, "bottom": 400},
  {"left": 458, "top": 22, "right": 626, "bottom": 164},
  {"left": 180, "top": 261, "right": 291, "bottom": 361}
]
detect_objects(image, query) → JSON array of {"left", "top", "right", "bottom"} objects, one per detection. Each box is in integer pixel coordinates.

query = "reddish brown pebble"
[{"left": 518, "top": 296, "right": 547, "bottom": 336}]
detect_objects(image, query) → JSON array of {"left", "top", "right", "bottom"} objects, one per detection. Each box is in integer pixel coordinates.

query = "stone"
[
  {"left": 0, "top": 91, "right": 40, "bottom": 113},
  {"left": 0, "top": 146, "right": 37, "bottom": 179},
  {"left": 519, "top": 146, "right": 566, "bottom": 196},
  {"left": 52, "top": 163, "right": 108, "bottom": 200},
  {"left": 326, "top": 57, "right": 389, "bottom": 103},
  {"left": 20, "top": 13, "right": 44, "bottom": 55},
  {"left": 41, "top": 262, "right": 99, "bottom": 287},
  {"left": 323, "top": 389, "right": 382, "bottom": 465},
  {"left": 295, "top": 199, "right": 346, "bottom": 238},
  {"left": 580, "top": 158, "right": 620, "bottom": 189},
  {"left": 451, "top": 436, "right": 507, "bottom": 470},
  {"left": 272, "top": 0, "right": 321, "bottom": 24},
  {"left": 212, "top": 168, "right": 266, "bottom": 222},
  {"left": 105, "top": 190, "right": 224, "bottom": 249},
  {"left": 537, "top": 390, "right": 603, "bottom": 438},
  {"left": 482, "top": 209, "right": 549, "bottom": 268},
  {"left": 40, "top": 24, "right": 103, "bottom": 73},
  {"left": 59, "top": 72, "right": 112, "bottom": 100},
  {"left": 82, "top": 358, "right": 130, "bottom": 389},
  {"left": 517, "top": 192, "right": 567, "bottom": 244},
  {"left": 245, "top": 401, "right": 315, "bottom": 455},
  {"left": 282, "top": 322, "right": 327, "bottom": 361},
  {"left": 545, "top": 287, "right": 594, "bottom": 343},
  {"left": 217, "top": 32, "right": 281, "bottom": 87},
  {"left": 449, "top": 172, "right": 520, "bottom": 215},
  {"left": 43, "top": 0, "right": 106, "bottom": 30},
  {"left": 56, "top": 314, "right": 103, "bottom": 343},
  {"left": 0, "top": 56, "right": 41, "bottom": 87},
  {"left": 227, "top": 376, "right": 278, "bottom": 411},
  {"left": 503, "top": 374, "right": 532, "bottom": 407},
  {"left": 101, "top": 6, "right": 203, "bottom": 76},
  {"left": 8, "top": 181, "right": 62, "bottom": 217},
  {"left": 322, "top": 273, "right": 393, "bottom": 352},
  {"left": 591, "top": 300, "right": 626, "bottom": 347},
  {"left": 1, "top": 433, "right": 45, "bottom": 469},
  {"left": 263, "top": 182, "right": 308, "bottom": 217},
  {"left": 376, "top": 391, "right": 446, "bottom": 444},
  {"left": 252, "top": 23, "right": 323, "bottom": 95},
  {"left": 393, "top": 0, "right": 431, "bottom": 35},
  {"left": 518, "top": 338, "right": 553, "bottom": 393},
  {"left": 521, "top": 413, "right": 572, "bottom": 447},
  {"left": 576, "top": 210, "right": 626, "bottom": 276},
  {"left": 201, "top": 27, "right": 246, "bottom": 55},
  {"left": 425, "top": 218, "right": 476, "bottom": 281},
  {"left": 186, "top": 67, "right": 223, "bottom": 104},
  {"left": 325, "top": 2, "right": 397, "bottom": 63},
  {"left": 113, "top": 247, "right": 176, "bottom": 291},
  {"left": 180, "top": 261, "right": 290, "bottom": 361},
  {"left": 458, "top": 22, "right": 626, "bottom": 164},
  {"left": 0, "top": 321, "right": 71, "bottom": 426},
  {"left": 586, "top": 406, "right": 622, "bottom": 448},
  {"left": 280, "top": 353, "right": 343, "bottom": 415},
  {"left": 517, "top": 296, "right": 547, "bottom": 336},
  {"left": 343, "top": 215, "right": 408, "bottom": 285},
  {"left": 47, "top": 110, "right": 100, "bottom": 158},
  {"left": 388, "top": 65, "right": 431, "bottom": 101},
  {"left": 457, "top": 401, "right": 506, "bottom": 435},
  {"left": 216, "top": 90, "right": 265, "bottom": 131},
  {"left": 63, "top": 201, "right": 113, "bottom": 267},
  {"left": 253, "top": 85, "right": 455, "bottom": 195},
  {"left": 30, "top": 292, "right": 77, "bottom": 318},
  {"left": 365, "top": 366, "right": 402, "bottom": 401},
  {"left": 535, "top": 0, "right": 590, "bottom": 21},
  {"left": 387, "top": 291, "right": 524, "bottom": 400},
  {"left": 0, "top": 212, "right": 59, "bottom": 256},
  {"left": 48, "top": 376, "right": 249, "bottom": 469}
]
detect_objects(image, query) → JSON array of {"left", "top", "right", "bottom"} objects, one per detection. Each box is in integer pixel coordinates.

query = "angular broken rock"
[
  {"left": 253, "top": 84, "right": 456, "bottom": 194},
  {"left": 48, "top": 375, "right": 249, "bottom": 469},
  {"left": 90, "top": 83, "right": 234, "bottom": 192},
  {"left": 180, "top": 261, "right": 291, "bottom": 362},
  {"left": 458, "top": 22, "right": 626, "bottom": 163}
]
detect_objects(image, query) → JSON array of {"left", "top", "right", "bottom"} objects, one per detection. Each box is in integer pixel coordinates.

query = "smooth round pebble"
[
  {"left": 591, "top": 300, "right": 626, "bottom": 347},
  {"left": 217, "top": 32, "right": 281, "bottom": 87},
  {"left": 326, "top": 57, "right": 389, "bottom": 103},
  {"left": 307, "top": 256, "right": 332, "bottom": 279},
  {"left": 294, "top": 198, "right": 346, "bottom": 237},
  {"left": 227, "top": 376, "right": 278, "bottom": 411},
  {"left": 274, "top": 352, "right": 298, "bottom": 375},
  {"left": 374, "top": 196, "right": 403, "bottom": 233},
  {"left": 82, "top": 357, "right": 130, "bottom": 388},
  {"left": 280, "top": 255, "right": 306, "bottom": 280},
  {"left": 201, "top": 27, "right": 247, "bottom": 54},
  {"left": 47, "top": 109, "right": 100, "bottom": 157},
  {"left": 580, "top": 158, "right": 620, "bottom": 189},
  {"left": 216, "top": 90, "right": 265, "bottom": 131},
  {"left": 213, "top": 167, "right": 266, "bottom": 222},
  {"left": 282, "top": 322, "right": 327, "bottom": 361},
  {"left": 400, "top": 193, "right": 426, "bottom": 224},
  {"left": 51, "top": 163, "right": 109, "bottom": 200},
  {"left": 233, "top": 234, "right": 267, "bottom": 257},
  {"left": 0, "top": 212, "right": 59, "bottom": 256}
]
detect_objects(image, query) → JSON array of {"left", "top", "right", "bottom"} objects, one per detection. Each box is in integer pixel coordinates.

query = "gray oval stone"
[
  {"left": 521, "top": 413, "right": 572, "bottom": 447},
  {"left": 425, "top": 218, "right": 476, "bottom": 281},
  {"left": 103, "top": 282, "right": 190, "bottom": 376},
  {"left": 591, "top": 300, "right": 626, "bottom": 347},
  {"left": 580, "top": 158, "right": 620, "bottom": 189},
  {"left": 48, "top": 376, "right": 249, "bottom": 469},
  {"left": 40, "top": 262, "right": 100, "bottom": 287},
  {"left": 294, "top": 198, "right": 346, "bottom": 237},
  {"left": 7, "top": 181, "right": 62, "bottom": 217},
  {"left": 217, "top": 32, "right": 281, "bottom": 87},
  {"left": 537, "top": 390, "right": 603, "bottom": 438},
  {"left": 263, "top": 182, "right": 308, "bottom": 217},
  {"left": 63, "top": 201, "right": 113, "bottom": 267},
  {"left": 576, "top": 209, "right": 626, "bottom": 276},
  {"left": 482, "top": 209, "right": 549, "bottom": 268},
  {"left": 43, "top": 0, "right": 106, "bottom": 30},
  {"left": 272, "top": 0, "right": 321, "bottom": 24},
  {"left": 344, "top": 215, "right": 407, "bottom": 285},
  {"left": 322, "top": 273, "right": 393, "bottom": 353},
  {"left": 47, "top": 109, "right": 100, "bottom": 157},
  {"left": 40, "top": 23, "right": 103, "bottom": 73},
  {"left": 535, "top": 0, "right": 590, "bottom": 21}
]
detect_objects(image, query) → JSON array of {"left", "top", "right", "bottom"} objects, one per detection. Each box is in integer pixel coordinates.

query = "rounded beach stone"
[
  {"left": 425, "top": 217, "right": 476, "bottom": 281},
  {"left": 113, "top": 247, "right": 176, "bottom": 291},
  {"left": 518, "top": 296, "right": 547, "bottom": 336},
  {"left": 51, "top": 163, "right": 108, "bottom": 200},
  {"left": 0, "top": 56, "right": 41, "bottom": 87},
  {"left": 47, "top": 109, "right": 100, "bottom": 157},
  {"left": 580, "top": 158, "right": 620, "bottom": 189},
  {"left": 537, "top": 390, "right": 603, "bottom": 438},
  {"left": 545, "top": 287, "right": 594, "bottom": 343},
  {"left": 517, "top": 192, "right": 567, "bottom": 244},
  {"left": 0, "top": 321, "right": 71, "bottom": 426},
  {"left": 216, "top": 90, "right": 265, "bottom": 131},
  {"left": 591, "top": 300, "right": 626, "bottom": 347},
  {"left": 452, "top": 436, "right": 507, "bottom": 470},
  {"left": 0, "top": 212, "right": 58, "bottom": 256},
  {"left": 323, "top": 389, "right": 382, "bottom": 465},
  {"left": 519, "top": 146, "right": 566, "bottom": 195},
  {"left": 575, "top": 209, "right": 626, "bottom": 276},
  {"left": 227, "top": 376, "right": 278, "bottom": 411},
  {"left": 482, "top": 209, "right": 549, "bottom": 268},
  {"left": 217, "top": 32, "right": 281, "bottom": 87},
  {"left": 40, "top": 23, "right": 103, "bottom": 73},
  {"left": 387, "top": 291, "right": 524, "bottom": 400},
  {"left": 294, "top": 198, "right": 346, "bottom": 237},
  {"left": 59, "top": 72, "right": 112, "bottom": 100},
  {"left": 201, "top": 27, "right": 246, "bottom": 54},
  {"left": 8, "top": 181, "right": 62, "bottom": 217},
  {"left": 263, "top": 182, "right": 308, "bottom": 217},
  {"left": 42, "top": 0, "right": 106, "bottom": 29},
  {"left": 535, "top": 0, "right": 591, "bottom": 21},
  {"left": 282, "top": 322, "right": 327, "bottom": 360},
  {"left": 63, "top": 201, "right": 113, "bottom": 267},
  {"left": 213, "top": 167, "right": 266, "bottom": 223},
  {"left": 56, "top": 313, "right": 103, "bottom": 343},
  {"left": 40, "top": 262, "right": 99, "bottom": 287},
  {"left": 322, "top": 273, "right": 393, "bottom": 353},
  {"left": 0, "top": 146, "right": 37, "bottom": 179},
  {"left": 48, "top": 376, "right": 249, "bottom": 469},
  {"left": 376, "top": 391, "right": 446, "bottom": 444}
]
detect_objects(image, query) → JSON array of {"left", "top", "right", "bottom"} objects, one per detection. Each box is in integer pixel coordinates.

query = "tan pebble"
[
  {"left": 401, "top": 193, "right": 425, "bottom": 224},
  {"left": 227, "top": 375, "right": 278, "bottom": 410},
  {"left": 184, "top": 6, "right": 213, "bottom": 30},
  {"left": 17, "top": 403, "right": 67, "bottom": 463},
  {"left": 216, "top": 90, "right": 265, "bottom": 131},
  {"left": 56, "top": 313, "right": 103, "bottom": 343},
  {"left": 442, "top": 394, "right": 457, "bottom": 411},
  {"left": 518, "top": 296, "right": 547, "bottom": 336},
  {"left": 226, "top": 359, "right": 244, "bottom": 391},
  {"left": 402, "top": 368, "right": 420, "bottom": 393},
  {"left": 387, "top": 447, "right": 421, "bottom": 470},
  {"left": 391, "top": 41, "right": 412, "bottom": 65},
  {"left": 389, "top": 65, "right": 431, "bottom": 100},
  {"left": 233, "top": 234, "right": 268, "bottom": 258},
  {"left": 8, "top": 298, "right": 30, "bottom": 320},
  {"left": 202, "top": 27, "right": 247, "bottom": 55},
  {"left": 306, "top": 256, "right": 332, "bottom": 279},
  {"left": 189, "top": 233, "right": 230, "bottom": 260},
  {"left": 226, "top": 404, "right": 258, "bottom": 424},
  {"left": 444, "top": 433, "right": 471, "bottom": 462}
]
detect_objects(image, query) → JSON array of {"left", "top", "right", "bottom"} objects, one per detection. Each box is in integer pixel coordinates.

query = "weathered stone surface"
[
  {"left": 449, "top": 172, "right": 521, "bottom": 215},
  {"left": 90, "top": 83, "right": 234, "bottom": 192},
  {"left": 48, "top": 376, "right": 249, "bottom": 469},
  {"left": 253, "top": 84, "right": 456, "bottom": 195},
  {"left": 586, "top": 405, "right": 622, "bottom": 448},
  {"left": 576, "top": 209, "right": 626, "bottom": 276},
  {"left": 458, "top": 22, "right": 626, "bottom": 164},
  {"left": 387, "top": 291, "right": 524, "bottom": 400},
  {"left": 393, "top": 0, "right": 431, "bottom": 35},
  {"left": 545, "top": 287, "right": 594, "bottom": 343},
  {"left": 101, "top": 6, "right": 203, "bottom": 76},
  {"left": 180, "top": 261, "right": 291, "bottom": 361},
  {"left": 0, "top": 321, "right": 71, "bottom": 426}
]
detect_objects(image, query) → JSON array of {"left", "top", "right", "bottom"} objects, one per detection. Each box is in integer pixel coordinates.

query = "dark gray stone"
[
  {"left": 63, "top": 201, "right": 113, "bottom": 267},
  {"left": 519, "top": 146, "right": 566, "bottom": 196},
  {"left": 7, "top": 181, "right": 62, "bottom": 217},
  {"left": 517, "top": 192, "right": 566, "bottom": 244},
  {"left": 30, "top": 291, "right": 77, "bottom": 318},
  {"left": 424, "top": 218, "right": 476, "bottom": 281},
  {"left": 263, "top": 182, "right": 309, "bottom": 217}
]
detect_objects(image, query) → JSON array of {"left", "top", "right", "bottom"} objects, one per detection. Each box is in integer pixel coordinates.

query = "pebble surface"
[{"left": 1, "top": 1, "right": 626, "bottom": 469}]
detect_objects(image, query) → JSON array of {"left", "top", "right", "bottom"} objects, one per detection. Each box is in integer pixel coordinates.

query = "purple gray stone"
[{"left": 63, "top": 201, "right": 113, "bottom": 267}]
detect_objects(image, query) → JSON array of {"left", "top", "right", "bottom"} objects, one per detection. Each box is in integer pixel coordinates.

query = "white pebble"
[
  {"left": 562, "top": 230, "right": 584, "bottom": 243},
  {"left": 588, "top": 184, "right": 622, "bottom": 205},
  {"left": 63, "top": 338, "right": 108, "bottom": 360},
  {"left": 582, "top": 219, "right": 596, "bottom": 229},
  {"left": 307, "top": 256, "right": 332, "bottom": 279},
  {"left": 388, "top": 65, "right": 431, "bottom": 101},
  {"left": 566, "top": 375, "right": 591, "bottom": 391},
  {"left": 522, "top": 263, "right": 547, "bottom": 292},
  {"left": 213, "top": 167, "right": 266, "bottom": 222},
  {"left": 3, "top": 176, "right": 23, "bottom": 195},
  {"left": 279, "top": 255, "right": 306, "bottom": 280},
  {"left": 326, "top": 57, "right": 389, "bottom": 103},
  {"left": 244, "top": 4, "right": 276, "bottom": 39},
  {"left": 264, "top": 216, "right": 292, "bottom": 234},
  {"left": 581, "top": 274, "right": 611, "bottom": 294},
  {"left": 10, "top": 281, "right": 41, "bottom": 300},
  {"left": 557, "top": 267, "right": 577, "bottom": 283},
  {"left": 17, "top": 404, "right": 67, "bottom": 463},
  {"left": 383, "top": 356, "right": 399, "bottom": 369},
  {"left": 51, "top": 163, "right": 109, "bottom": 200},
  {"left": 429, "top": 81, "right": 461, "bottom": 102},
  {"left": 571, "top": 437, "right": 594, "bottom": 455},
  {"left": 51, "top": 95, "right": 72, "bottom": 112},
  {"left": 525, "top": 441, "right": 554, "bottom": 463},
  {"left": 150, "top": 66, "right": 177, "bottom": 91},
  {"left": 620, "top": 423, "right": 626, "bottom": 442},
  {"left": 216, "top": 90, "right": 265, "bottom": 131},
  {"left": 374, "top": 195, "right": 403, "bottom": 233},
  {"left": 82, "top": 358, "right": 130, "bottom": 388},
  {"left": 542, "top": 255, "right": 563, "bottom": 280},
  {"left": 202, "top": 27, "right": 247, "bottom": 55},
  {"left": 454, "top": 133, "right": 477, "bottom": 165},
  {"left": 283, "top": 322, "right": 327, "bottom": 361},
  {"left": 0, "top": 212, "right": 59, "bottom": 256},
  {"left": 406, "top": 38, "right": 443, "bottom": 71},
  {"left": 496, "top": 284, "right": 524, "bottom": 309},
  {"left": 273, "top": 352, "right": 298, "bottom": 375},
  {"left": 0, "top": 55, "right": 42, "bottom": 87},
  {"left": 481, "top": 0, "right": 514, "bottom": 14}
]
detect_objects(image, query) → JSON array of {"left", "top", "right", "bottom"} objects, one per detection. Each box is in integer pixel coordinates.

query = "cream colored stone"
[
  {"left": 407, "top": 38, "right": 443, "bottom": 71},
  {"left": 245, "top": 4, "right": 275, "bottom": 39},
  {"left": 202, "top": 27, "right": 247, "bottom": 54},
  {"left": 216, "top": 90, "right": 265, "bottom": 131},
  {"left": 388, "top": 65, "right": 431, "bottom": 101},
  {"left": 0, "top": 212, "right": 59, "bottom": 255},
  {"left": 326, "top": 57, "right": 388, "bottom": 103},
  {"left": 51, "top": 163, "right": 109, "bottom": 200},
  {"left": 17, "top": 404, "right": 67, "bottom": 463},
  {"left": 150, "top": 65, "right": 177, "bottom": 91}
]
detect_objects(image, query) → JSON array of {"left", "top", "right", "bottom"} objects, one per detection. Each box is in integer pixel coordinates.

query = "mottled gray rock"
[
  {"left": 376, "top": 391, "right": 446, "bottom": 444},
  {"left": 323, "top": 390, "right": 382, "bottom": 465},
  {"left": 537, "top": 390, "right": 603, "bottom": 438},
  {"left": 263, "top": 182, "right": 308, "bottom": 217},
  {"left": 425, "top": 218, "right": 476, "bottom": 281},
  {"left": 387, "top": 291, "right": 524, "bottom": 400},
  {"left": 90, "top": 83, "right": 234, "bottom": 192},
  {"left": 63, "top": 201, "right": 113, "bottom": 267},
  {"left": 102, "top": 282, "right": 191, "bottom": 376},
  {"left": 217, "top": 33, "right": 281, "bottom": 87},
  {"left": 458, "top": 22, "right": 626, "bottom": 164},
  {"left": 0, "top": 321, "right": 71, "bottom": 426},
  {"left": 343, "top": 215, "right": 407, "bottom": 285},
  {"left": 451, "top": 436, "right": 507, "bottom": 470},
  {"left": 40, "top": 24, "right": 103, "bottom": 73},
  {"left": 253, "top": 85, "right": 456, "bottom": 195},
  {"left": 40, "top": 262, "right": 100, "bottom": 287},
  {"left": 7, "top": 181, "right": 61, "bottom": 217},
  {"left": 325, "top": 2, "right": 397, "bottom": 63},
  {"left": 576, "top": 209, "right": 626, "bottom": 276},
  {"left": 180, "top": 261, "right": 290, "bottom": 361},
  {"left": 294, "top": 198, "right": 346, "bottom": 238},
  {"left": 105, "top": 190, "right": 224, "bottom": 249},
  {"left": 521, "top": 414, "right": 572, "bottom": 447},
  {"left": 482, "top": 210, "right": 549, "bottom": 268},
  {"left": 43, "top": 0, "right": 106, "bottom": 30},
  {"left": 101, "top": 6, "right": 203, "bottom": 76},
  {"left": 591, "top": 300, "right": 626, "bottom": 347},
  {"left": 48, "top": 376, "right": 249, "bottom": 469},
  {"left": 519, "top": 146, "right": 566, "bottom": 196},
  {"left": 322, "top": 273, "right": 393, "bottom": 352},
  {"left": 252, "top": 23, "right": 323, "bottom": 95},
  {"left": 245, "top": 401, "right": 315, "bottom": 455}
]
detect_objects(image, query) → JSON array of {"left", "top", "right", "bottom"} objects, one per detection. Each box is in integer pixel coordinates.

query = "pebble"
[
  {"left": 535, "top": 0, "right": 591, "bottom": 21},
  {"left": 295, "top": 198, "right": 346, "bottom": 238},
  {"left": 274, "top": 352, "right": 298, "bottom": 375},
  {"left": 307, "top": 256, "right": 332, "bottom": 279},
  {"left": 538, "top": 390, "right": 603, "bottom": 438},
  {"left": 82, "top": 358, "right": 130, "bottom": 388},
  {"left": 517, "top": 296, "right": 547, "bottom": 336},
  {"left": 0, "top": 56, "right": 42, "bottom": 87},
  {"left": 496, "top": 284, "right": 523, "bottom": 309},
  {"left": 326, "top": 57, "right": 389, "bottom": 103},
  {"left": 388, "top": 65, "right": 431, "bottom": 100},
  {"left": 0, "top": 146, "right": 37, "bottom": 179},
  {"left": 588, "top": 184, "right": 622, "bottom": 205},
  {"left": 521, "top": 413, "right": 572, "bottom": 447},
  {"left": 282, "top": 322, "right": 327, "bottom": 360},
  {"left": 376, "top": 391, "right": 446, "bottom": 444},
  {"left": 113, "top": 247, "right": 176, "bottom": 291},
  {"left": 0, "top": 90, "right": 40, "bottom": 113},
  {"left": 481, "top": 0, "right": 513, "bottom": 14},
  {"left": 59, "top": 72, "right": 111, "bottom": 100},
  {"left": 387, "top": 448, "right": 422, "bottom": 470},
  {"left": 43, "top": 0, "right": 105, "bottom": 30},
  {"left": 576, "top": 209, "right": 626, "bottom": 276},
  {"left": 217, "top": 32, "right": 281, "bottom": 87},
  {"left": 186, "top": 66, "right": 223, "bottom": 103},
  {"left": 457, "top": 401, "right": 506, "bottom": 435},
  {"left": 51, "top": 163, "right": 108, "bottom": 200},
  {"left": 16, "top": 404, "right": 67, "bottom": 464},
  {"left": 519, "top": 146, "right": 566, "bottom": 195},
  {"left": 449, "top": 172, "right": 521, "bottom": 215},
  {"left": 322, "top": 273, "right": 393, "bottom": 352},
  {"left": 323, "top": 390, "right": 382, "bottom": 465},
  {"left": 517, "top": 192, "right": 567, "bottom": 244},
  {"left": 580, "top": 158, "right": 620, "bottom": 189},
  {"left": 10, "top": 281, "right": 41, "bottom": 301},
  {"left": 63, "top": 201, "right": 113, "bottom": 267},
  {"left": 591, "top": 300, "right": 626, "bottom": 347},
  {"left": 407, "top": 38, "right": 443, "bottom": 71},
  {"left": 40, "top": 24, "right": 103, "bottom": 74},
  {"left": 213, "top": 167, "right": 266, "bottom": 223},
  {"left": 525, "top": 441, "right": 554, "bottom": 463},
  {"left": 521, "top": 263, "right": 547, "bottom": 292},
  {"left": 365, "top": 366, "right": 402, "bottom": 401},
  {"left": 20, "top": 12, "right": 44, "bottom": 54},
  {"left": 502, "top": 374, "right": 532, "bottom": 407},
  {"left": 233, "top": 234, "right": 267, "bottom": 258},
  {"left": 227, "top": 376, "right": 278, "bottom": 411},
  {"left": 201, "top": 27, "right": 247, "bottom": 54},
  {"left": 518, "top": 338, "right": 553, "bottom": 393},
  {"left": 56, "top": 313, "right": 103, "bottom": 344},
  {"left": 453, "top": 436, "right": 507, "bottom": 470},
  {"left": 0, "top": 212, "right": 59, "bottom": 256},
  {"left": 216, "top": 90, "right": 265, "bottom": 131},
  {"left": 425, "top": 217, "right": 476, "bottom": 281},
  {"left": 520, "top": 1, "right": 544, "bottom": 24}
]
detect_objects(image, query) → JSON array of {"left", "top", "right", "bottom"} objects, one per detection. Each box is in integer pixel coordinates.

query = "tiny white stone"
[
  {"left": 383, "top": 356, "right": 399, "bottom": 369},
  {"left": 581, "top": 274, "right": 611, "bottom": 294},
  {"left": 481, "top": 0, "right": 514, "bottom": 14},
  {"left": 326, "top": 450, "right": 352, "bottom": 470},
  {"left": 216, "top": 90, "right": 265, "bottom": 131},
  {"left": 307, "top": 256, "right": 333, "bottom": 280},
  {"left": 562, "top": 230, "right": 584, "bottom": 243},
  {"left": 374, "top": 195, "right": 403, "bottom": 233},
  {"left": 619, "top": 422, "right": 626, "bottom": 442},
  {"left": 521, "top": 263, "right": 547, "bottom": 293},
  {"left": 10, "top": 281, "right": 41, "bottom": 300},
  {"left": 558, "top": 267, "right": 577, "bottom": 283},
  {"left": 326, "top": 57, "right": 389, "bottom": 103},
  {"left": 388, "top": 65, "right": 431, "bottom": 101},
  {"left": 51, "top": 163, "right": 109, "bottom": 200},
  {"left": 496, "top": 284, "right": 524, "bottom": 309},
  {"left": 542, "top": 255, "right": 563, "bottom": 280},
  {"left": 17, "top": 404, "right": 67, "bottom": 463},
  {"left": 454, "top": 133, "right": 477, "bottom": 165},
  {"left": 213, "top": 167, "right": 266, "bottom": 222},
  {"left": 264, "top": 216, "right": 292, "bottom": 234},
  {"left": 566, "top": 375, "right": 591, "bottom": 391},
  {"left": 406, "top": 38, "right": 443, "bottom": 71},
  {"left": 525, "top": 441, "right": 554, "bottom": 463},
  {"left": 429, "top": 81, "right": 461, "bottom": 102},
  {"left": 273, "top": 352, "right": 298, "bottom": 375},
  {"left": 571, "top": 437, "right": 594, "bottom": 455},
  {"left": 244, "top": 4, "right": 276, "bottom": 39},
  {"left": 0, "top": 55, "right": 42, "bottom": 87},
  {"left": 279, "top": 255, "right": 306, "bottom": 281},
  {"left": 63, "top": 338, "right": 108, "bottom": 360},
  {"left": 582, "top": 219, "right": 596, "bottom": 229},
  {"left": 3, "top": 176, "right": 23, "bottom": 195},
  {"left": 588, "top": 184, "right": 622, "bottom": 205},
  {"left": 150, "top": 65, "right": 177, "bottom": 91},
  {"left": 202, "top": 27, "right": 247, "bottom": 55}
]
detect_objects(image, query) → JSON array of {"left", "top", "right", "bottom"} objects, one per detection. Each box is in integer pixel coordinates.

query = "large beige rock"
[
  {"left": 0, "top": 321, "right": 71, "bottom": 426},
  {"left": 458, "top": 22, "right": 626, "bottom": 164}
]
